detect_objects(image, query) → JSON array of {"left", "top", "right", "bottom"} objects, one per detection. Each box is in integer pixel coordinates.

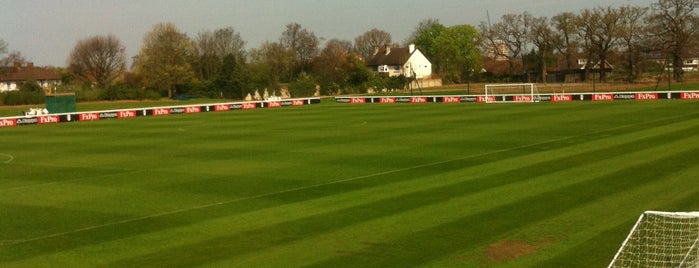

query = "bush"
[
  {"left": 0, "top": 90, "right": 44, "bottom": 105},
  {"left": 289, "top": 73, "right": 318, "bottom": 97}
]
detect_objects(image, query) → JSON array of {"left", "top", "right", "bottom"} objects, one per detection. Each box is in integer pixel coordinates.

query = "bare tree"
[
  {"left": 404, "top": 18, "right": 441, "bottom": 46},
  {"left": 645, "top": 0, "right": 699, "bottom": 82},
  {"left": 618, "top": 5, "right": 649, "bottom": 82},
  {"left": 135, "top": 23, "right": 195, "bottom": 98},
  {"left": 354, "top": 28, "right": 392, "bottom": 59},
  {"left": 576, "top": 7, "right": 622, "bottom": 82},
  {"left": 490, "top": 13, "right": 530, "bottom": 76},
  {"left": 280, "top": 23, "right": 319, "bottom": 79},
  {"left": 551, "top": 12, "right": 580, "bottom": 71},
  {"left": 528, "top": 15, "right": 560, "bottom": 83},
  {"left": 0, "top": 51, "right": 27, "bottom": 67},
  {"left": 68, "top": 34, "right": 126, "bottom": 87},
  {"left": 0, "top": 39, "right": 6, "bottom": 59}
]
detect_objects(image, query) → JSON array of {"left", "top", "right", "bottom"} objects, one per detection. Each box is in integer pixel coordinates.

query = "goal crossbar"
[{"left": 484, "top": 83, "right": 540, "bottom": 103}]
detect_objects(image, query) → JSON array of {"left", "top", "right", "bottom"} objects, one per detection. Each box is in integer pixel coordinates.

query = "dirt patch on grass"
[{"left": 485, "top": 240, "right": 553, "bottom": 264}]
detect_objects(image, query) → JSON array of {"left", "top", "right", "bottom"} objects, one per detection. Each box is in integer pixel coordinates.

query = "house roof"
[
  {"left": 0, "top": 63, "right": 61, "bottom": 82},
  {"left": 365, "top": 46, "right": 412, "bottom": 66}
]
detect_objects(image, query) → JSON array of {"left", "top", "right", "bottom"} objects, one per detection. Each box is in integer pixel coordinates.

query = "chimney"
[
  {"left": 409, "top": 44, "right": 415, "bottom": 54},
  {"left": 13, "top": 61, "right": 21, "bottom": 70},
  {"left": 27, "top": 62, "right": 34, "bottom": 68},
  {"left": 373, "top": 46, "right": 379, "bottom": 56},
  {"left": 385, "top": 44, "right": 391, "bottom": 55}
]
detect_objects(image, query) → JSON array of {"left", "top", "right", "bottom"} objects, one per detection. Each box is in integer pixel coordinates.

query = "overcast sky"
[{"left": 1, "top": 0, "right": 655, "bottom": 67}]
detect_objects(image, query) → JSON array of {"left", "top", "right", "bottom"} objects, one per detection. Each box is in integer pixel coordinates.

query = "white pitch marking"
[{"left": 0, "top": 153, "right": 14, "bottom": 164}]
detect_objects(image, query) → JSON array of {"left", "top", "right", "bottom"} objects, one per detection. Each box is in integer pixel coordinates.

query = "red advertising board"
[
  {"left": 635, "top": 93, "right": 658, "bottom": 100},
  {"left": 185, "top": 106, "right": 201, "bottom": 113},
  {"left": 242, "top": 103, "right": 257, "bottom": 110},
  {"left": 350, "top": 98, "right": 366, "bottom": 104},
  {"left": 214, "top": 104, "right": 230, "bottom": 112},
  {"left": 152, "top": 108, "right": 170, "bottom": 116},
  {"left": 79, "top": 113, "right": 100, "bottom": 121},
  {"left": 593, "top": 94, "right": 614, "bottom": 101},
  {"left": 380, "top": 97, "right": 396, "bottom": 104},
  {"left": 38, "top": 115, "right": 60, "bottom": 124},
  {"left": 551, "top": 95, "right": 573, "bottom": 102},
  {"left": 118, "top": 110, "right": 137, "bottom": 118},
  {"left": 410, "top": 97, "right": 428, "bottom": 103},
  {"left": 681, "top": 92, "right": 699, "bottom": 99},
  {"left": 0, "top": 118, "right": 17, "bottom": 128},
  {"left": 442, "top": 96, "right": 461, "bottom": 103}
]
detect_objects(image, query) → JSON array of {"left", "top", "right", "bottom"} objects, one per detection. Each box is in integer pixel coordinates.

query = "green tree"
[
  {"left": 134, "top": 23, "right": 195, "bottom": 98},
  {"left": 410, "top": 19, "right": 446, "bottom": 73},
  {"left": 433, "top": 25, "right": 481, "bottom": 83},
  {"left": 193, "top": 27, "right": 246, "bottom": 80}
]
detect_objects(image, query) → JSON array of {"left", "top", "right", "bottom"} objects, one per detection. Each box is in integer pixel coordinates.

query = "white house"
[
  {"left": 365, "top": 44, "right": 432, "bottom": 79},
  {"left": 0, "top": 62, "right": 61, "bottom": 92}
]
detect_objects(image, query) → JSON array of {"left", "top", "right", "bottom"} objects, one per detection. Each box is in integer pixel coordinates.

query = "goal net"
[
  {"left": 608, "top": 211, "right": 699, "bottom": 268},
  {"left": 484, "top": 83, "right": 540, "bottom": 103}
]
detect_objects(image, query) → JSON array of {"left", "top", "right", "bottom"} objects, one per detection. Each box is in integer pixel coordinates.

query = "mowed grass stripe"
[
  {"left": 3, "top": 102, "right": 693, "bottom": 248},
  {"left": 1, "top": 101, "right": 699, "bottom": 266}
]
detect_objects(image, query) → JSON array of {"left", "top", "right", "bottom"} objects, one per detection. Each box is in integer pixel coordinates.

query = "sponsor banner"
[
  {"left": 38, "top": 115, "right": 60, "bottom": 124},
  {"left": 79, "top": 113, "right": 100, "bottom": 121},
  {"left": 635, "top": 93, "right": 659, "bottom": 101},
  {"left": 231, "top": 103, "right": 243, "bottom": 110},
  {"left": 184, "top": 106, "right": 201, "bottom": 113},
  {"left": 396, "top": 97, "right": 411, "bottom": 103},
  {"left": 550, "top": 94, "right": 573, "bottom": 102},
  {"left": 291, "top": 99, "right": 305, "bottom": 106},
  {"left": 537, "top": 95, "right": 552, "bottom": 102},
  {"left": 592, "top": 94, "right": 614, "bottom": 101},
  {"left": 442, "top": 96, "right": 461, "bottom": 103},
  {"left": 461, "top": 96, "right": 477, "bottom": 102},
  {"left": 349, "top": 97, "right": 366, "bottom": 104},
  {"left": 242, "top": 102, "right": 257, "bottom": 110},
  {"left": 214, "top": 104, "right": 231, "bottom": 112},
  {"left": 267, "top": 101, "right": 282, "bottom": 108},
  {"left": 379, "top": 97, "right": 396, "bottom": 104},
  {"left": 152, "top": 108, "right": 171, "bottom": 116},
  {"left": 118, "top": 110, "right": 138, "bottom": 119},
  {"left": 681, "top": 92, "right": 699, "bottom": 99},
  {"left": 16, "top": 117, "right": 38, "bottom": 126},
  {"left": 410, "top": 97, "right": 428, "bottom": 103},
  {"left": 614, "top": 93, "right": 636, "bottom": 100},
  {"left": 170, "top": 107, "right": 186, "bottom": 114},
  {"left": 0, "top": 118, "right": 17, "bottom": 128},
  {"left": 476, "top": 96, "right": 496, "bottom": 103},
  {"left": 335, "top": 98, "right": 350, "bottom": 103},
  {"left": 513, "top": 95, "right": 534, "bottom": 102}
]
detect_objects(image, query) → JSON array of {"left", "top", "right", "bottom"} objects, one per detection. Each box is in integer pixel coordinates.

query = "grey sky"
[{"left": 1, "top": 0, "right": 654, "bottom": 67}]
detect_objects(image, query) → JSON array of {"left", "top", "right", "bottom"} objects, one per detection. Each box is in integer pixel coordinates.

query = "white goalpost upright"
[
  {"left": 484, "top": 83, "right": 541, "bottom": 103},
  {"left": 608, "top": 211, "right": 699, "bottom": 268}
]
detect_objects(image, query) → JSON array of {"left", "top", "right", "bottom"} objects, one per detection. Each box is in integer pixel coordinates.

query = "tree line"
[{"left": 1, "top": 0, "right": 697, "bottom": 103}]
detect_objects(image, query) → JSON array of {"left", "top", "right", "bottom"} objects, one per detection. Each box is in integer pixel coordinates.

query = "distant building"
[
  {"left": 365, "top": 44, "right": 432, "bottom": 79},
  {"left": 0, "top": 62, "right": 61, "bottom": 92},
  {"left": 485, "top": 40, "right": 508, "bottom": 61}
]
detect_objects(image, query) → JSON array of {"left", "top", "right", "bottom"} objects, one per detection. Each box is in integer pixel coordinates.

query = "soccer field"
[{"left": 1, "top": 100, "right": 698, "bottom": 267}]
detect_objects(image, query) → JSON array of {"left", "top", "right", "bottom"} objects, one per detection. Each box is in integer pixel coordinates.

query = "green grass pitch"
[{"left": 1, "top": 100, "right": 698, "bottom": 267}]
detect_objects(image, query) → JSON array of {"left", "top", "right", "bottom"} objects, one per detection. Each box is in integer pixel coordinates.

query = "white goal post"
[
  {"left": 484, "top": 83, "right": 541, "bottom": 103},
  {"left": 608, "top": 211, "right": 699, "bottom": 268}
]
